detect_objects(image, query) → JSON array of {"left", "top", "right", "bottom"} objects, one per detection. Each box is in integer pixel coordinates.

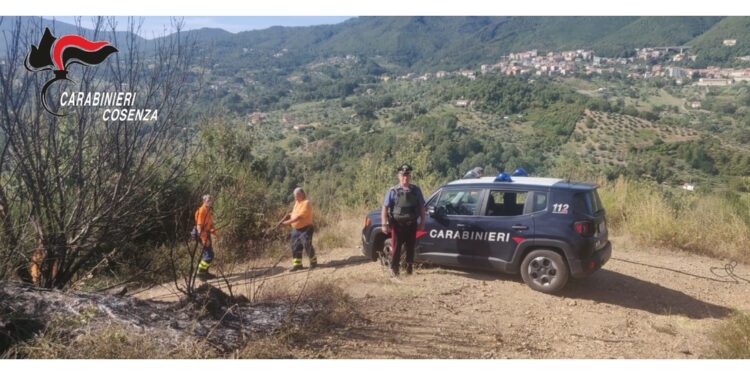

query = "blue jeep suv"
[{"left": 361, "top": 175, "right": 612, "bottom": 293}]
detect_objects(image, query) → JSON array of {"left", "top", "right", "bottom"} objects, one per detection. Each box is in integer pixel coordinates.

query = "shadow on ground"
[
  {"left": 414, "top": 263, "right": 731, "bottom": 319},
  {"left": 221, "top": 266, "right": 287, "bottom": 284},
  {"left": 562, "top": 269, "right": 731, "bottom": 319},
  {"left": 318, "top": 255, "right": 371, "bottom": 270},
  {"left": 416, "top": 263, "right": 524, "bottom": 284},
  {"left": 215, "top": 255, "right": 372, "bottom": 289}
]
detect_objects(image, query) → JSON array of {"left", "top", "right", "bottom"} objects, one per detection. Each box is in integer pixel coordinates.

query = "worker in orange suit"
[
  {"left": 195, "top": 194, "right": 218, "bottom": 280},
  {"left": 281, "top": 187, "right": 317, "bottom": 271}
]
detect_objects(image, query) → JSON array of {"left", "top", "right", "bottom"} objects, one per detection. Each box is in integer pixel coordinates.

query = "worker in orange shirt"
[
  {"left": 281, "top": 187, "right": 317, "bottom": 271},
  {"left": 195, "top": 194, "right": 218, "bottom": 280}
]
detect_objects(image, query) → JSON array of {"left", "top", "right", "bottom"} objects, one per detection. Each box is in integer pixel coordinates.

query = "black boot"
[
  {"left": 197, "top": 270, "right": 216, "bottom": 280},
  {"left": 406, "top": 263, "right": 413, "bottom": 275},
  {"left": 389, "top": 266, "right": 399, "bottom": 278}
]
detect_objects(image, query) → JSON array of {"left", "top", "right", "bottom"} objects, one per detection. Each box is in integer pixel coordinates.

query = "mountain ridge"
[{"left": 2, "top": 16, "right": 747, "bottom": 70}]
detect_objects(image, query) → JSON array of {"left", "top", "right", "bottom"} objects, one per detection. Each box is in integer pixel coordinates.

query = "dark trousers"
[
  {"left": 198, "top": 234, "right": 214, "bottom": 272},
  {"left": 201, "top": 245, "right": 214, "bottom": 262},
  {"left": 291, "top": 226, "right": 316, "bottom": 263},
  {"left": 390, "top": 221, "right": 417, "bottom": 271}
]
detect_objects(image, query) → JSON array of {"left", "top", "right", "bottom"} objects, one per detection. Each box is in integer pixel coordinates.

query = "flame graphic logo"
[{"left": 24, "top": 28, "right": 118, "bottom": 116}]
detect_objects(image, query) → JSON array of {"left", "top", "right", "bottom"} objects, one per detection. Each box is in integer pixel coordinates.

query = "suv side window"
[
  {"left": 485, "top": 190, "right": 528, "bottom": 216},
  {"left": 573, "top": 190, "right": 603, "bottom": 215},
  {"left": 434, "top": 188, "right": 482, "bottom": 216},
  {"left": 573, "top": 193, "right": 587, "bottom": 214},
  {"left": 530, "top": 191, "right": 548, "bottom": 213}
]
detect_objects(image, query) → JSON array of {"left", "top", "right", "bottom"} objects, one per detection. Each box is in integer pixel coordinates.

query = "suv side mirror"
[{"left": 429, "top": 206, "right": 446, "bottom": 218}]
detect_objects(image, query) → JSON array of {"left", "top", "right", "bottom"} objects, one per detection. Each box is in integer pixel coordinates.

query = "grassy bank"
[
  {"left": 598, "top": 176, "right": 750, "bottom": 262},
  {"left": 712, "top": 312, "right": 750, "bottom": 358}
]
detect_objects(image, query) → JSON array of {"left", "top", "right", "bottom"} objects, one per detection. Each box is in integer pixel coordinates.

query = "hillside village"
[
  {"left": 392, "top": 40, "right": 750, "bottom": 87},
  {"left": 242, "top": 41, "right": 750, "bottom": 134}
]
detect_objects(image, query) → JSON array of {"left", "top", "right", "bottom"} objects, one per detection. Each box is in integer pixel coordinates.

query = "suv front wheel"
[
  {"left": 381, "top": 238, "right": 407, "bottom": 273},
  {"left": 380, "top": 238, "right": 393, "bottom": 268},
  {"left": 520, "top": 249, "right": 570, "bottom": 293}
]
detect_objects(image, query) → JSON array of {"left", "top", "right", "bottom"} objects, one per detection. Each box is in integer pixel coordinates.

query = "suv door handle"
[
  {"left": 456, "top": 223, "right": 468, "bottom": 228},
  {"left": 512, "top": 225, "right": 529, "bottom": 230}
]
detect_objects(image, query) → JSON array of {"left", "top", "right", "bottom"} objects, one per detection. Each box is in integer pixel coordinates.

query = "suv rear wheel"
[{"left": 520, "top": 249, "right": 569, "bottom": 293}]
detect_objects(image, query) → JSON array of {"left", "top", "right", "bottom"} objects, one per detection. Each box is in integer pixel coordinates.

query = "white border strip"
[{"left": 4, "top": 0, "right": 750, "bottom": 16}]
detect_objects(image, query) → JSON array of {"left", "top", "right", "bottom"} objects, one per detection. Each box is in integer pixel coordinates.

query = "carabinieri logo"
[{"left": 24, "top": 27, "right": 118, "bottom": 116}]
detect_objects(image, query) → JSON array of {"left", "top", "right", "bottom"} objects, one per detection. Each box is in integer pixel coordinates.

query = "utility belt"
[{"left": 389, "top": 217, "right": 417, "bottom": 228}]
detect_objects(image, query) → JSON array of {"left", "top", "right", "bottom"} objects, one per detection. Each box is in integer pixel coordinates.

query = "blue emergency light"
[
  {"left": 512, "top": 168, "right": 528, "bottom": 177},
  {"left": 494, "top": 172, "right": 513, "bottom": 182}
]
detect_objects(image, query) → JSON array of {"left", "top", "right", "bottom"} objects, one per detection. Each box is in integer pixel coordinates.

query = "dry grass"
[
  {"left": 314, "top": 209, "right": 368, "bottom": 251},
  {"left": 712, "top": 312, "right": 750, "bottom": 358},
  {"left": 238, "top": 280, "right": 356, "bottom": 359},
  {"left": 7, "top": 314, "right": 215, "bottom": 359},
  {"left": 598, "top": 176, "right": 750, "bottom": 262}
]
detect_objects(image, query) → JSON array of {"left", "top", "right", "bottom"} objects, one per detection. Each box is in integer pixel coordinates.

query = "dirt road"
[{"left": 133, "top": 236, "right": 750, "bottom": 358}]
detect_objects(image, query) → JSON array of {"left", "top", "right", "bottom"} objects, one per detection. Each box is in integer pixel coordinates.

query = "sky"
[{"left": 48, "top": 16, "right": 354, "bottom": 39}]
